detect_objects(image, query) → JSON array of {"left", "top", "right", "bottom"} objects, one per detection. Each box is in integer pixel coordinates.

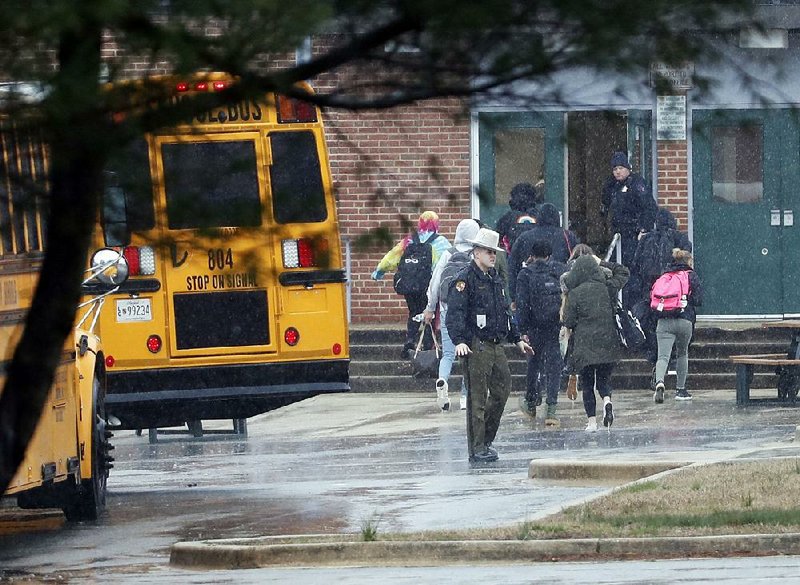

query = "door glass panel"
[
  {"left": 712, "top": 125, "right": 763, "bottom": 204},
  {"left": 494, "top": 128, "right": 545, "bottom": 206}
]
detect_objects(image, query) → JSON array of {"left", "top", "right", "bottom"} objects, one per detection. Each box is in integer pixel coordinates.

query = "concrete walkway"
[{"left": 169, "top": 386, "right": 800, "bottom": 568}]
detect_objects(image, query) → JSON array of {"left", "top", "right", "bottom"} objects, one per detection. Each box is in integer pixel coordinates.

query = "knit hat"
[
  {"left": 418, "top": 210, "right": 440, "bottom": 233},
  {"left": 611, "top": 151, "right": 631, "bottom": 169}
]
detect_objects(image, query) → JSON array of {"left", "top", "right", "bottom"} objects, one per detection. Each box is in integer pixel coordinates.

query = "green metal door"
[
  {"left": 478, "top": 112, "right": 565, "bottom": 230},
  {"left": 693, "top": 109, "right": 800, "bottom": 316}
]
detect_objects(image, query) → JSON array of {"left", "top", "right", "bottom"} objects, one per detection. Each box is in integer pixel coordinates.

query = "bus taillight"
[
  {"left": 332, "top": 343, "right": 342, "bottom": 355},
  {"left": 147, "top": 335, "right": 162, "bottom": 353},
  {"left": 122, "top": 246, "right": 156, "bottom": 276},
  {"left": 284, "top": 327, "right": 300, "bottom": 346},
  {"left": 276, "top": 95, "right": 318, "bottom": 124},
  {"left": 106, "top": 355, "right": 115, "bottom": 368},
  {"left": 282, "top": 238, "right": 319, "bottom": 268}
]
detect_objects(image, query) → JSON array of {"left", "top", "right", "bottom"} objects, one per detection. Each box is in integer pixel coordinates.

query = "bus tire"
[
  {"left": 64, "top": 375, "right": 111, "bottom": 521},
  {"left": 233, "top": 418, "right": 247, "bottom": 437},
  {"left": 187, "top": 420, "right": 203, "bottom": 438}
]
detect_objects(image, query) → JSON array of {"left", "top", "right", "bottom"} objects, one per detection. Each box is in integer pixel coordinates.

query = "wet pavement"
[{"left": 1, "top": 386, "right": 799, "bottom": 581}]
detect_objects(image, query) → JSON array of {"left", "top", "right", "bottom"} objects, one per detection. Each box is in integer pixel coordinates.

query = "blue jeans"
[
  {"left": 439, "top": 306, "right": 467, "bottom": 398},
  {"left": 525, "top": 328, "right": 563, "bottom": 406}
]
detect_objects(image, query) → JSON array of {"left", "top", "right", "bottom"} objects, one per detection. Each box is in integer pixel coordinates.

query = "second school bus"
[{"left": 88, "top": 74, "right": 350, "bottom": 431}]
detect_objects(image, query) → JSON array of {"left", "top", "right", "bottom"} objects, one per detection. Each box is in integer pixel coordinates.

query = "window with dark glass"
[
  {"left": 269, "top": 131, "right": 327, "bottom": 224},
  {"left": 711, "top": 125, "right": 763, "bottom": 204},
  {"left": 163, "top": 140, "right": 262, "bottom": 229},
  {"left": 103, "top": 137, "right": 155, "bottom": 241}
]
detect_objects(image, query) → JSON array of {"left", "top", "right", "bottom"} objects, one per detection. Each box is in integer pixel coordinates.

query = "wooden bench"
[{"left": 729, "top": 354, "right": 800, "bottom": 406}]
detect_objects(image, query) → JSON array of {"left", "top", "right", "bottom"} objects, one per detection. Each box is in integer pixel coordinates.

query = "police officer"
[
  {"left": 600, "top": 151, "right": 657, "bottom": 268},
  {"left": 446, "top": 228, "right": 533, "bottom": 464}
]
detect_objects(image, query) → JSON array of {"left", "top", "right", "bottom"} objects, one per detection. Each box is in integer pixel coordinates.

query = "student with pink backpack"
[{"left": 651, "top": 249, "right": 703, "bottom": 402}]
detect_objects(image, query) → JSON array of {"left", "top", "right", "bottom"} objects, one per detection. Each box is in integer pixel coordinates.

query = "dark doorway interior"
[{"left": 567, "top": 112, "right": 628, "bottom": 253}]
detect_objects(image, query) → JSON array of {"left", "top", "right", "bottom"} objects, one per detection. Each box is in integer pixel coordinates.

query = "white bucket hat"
[{"left": 467, "top": 227, "right": 503, "bottom": 252}]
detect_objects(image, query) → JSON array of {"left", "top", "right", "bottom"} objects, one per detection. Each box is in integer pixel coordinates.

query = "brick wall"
[
  {"left": 656, "top": 140, "right": 689, "bottom": 230},
  {"left": 325, "top": 102, "right": 471, "bottom": 324}
]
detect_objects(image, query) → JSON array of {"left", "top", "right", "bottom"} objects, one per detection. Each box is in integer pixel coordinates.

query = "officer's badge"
[{"left": 455, "top": 280, "right": 466, "bottom": 292}]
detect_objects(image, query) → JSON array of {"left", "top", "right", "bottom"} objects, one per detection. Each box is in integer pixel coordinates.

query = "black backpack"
[
  {"left": 521, "top": 265, "right": 562, "bottom": 326},
  {"left": 393, "top": 233, "right": 435, "bottom": 295},
  {"left": 438, "top": 247, "right": 472, "bottom": 303},
  {"left": 506, "top": 212, "right": 537, "bottom": 251},
  {"left": 634, "top": 230, "right": 677, "bottom": 280}
]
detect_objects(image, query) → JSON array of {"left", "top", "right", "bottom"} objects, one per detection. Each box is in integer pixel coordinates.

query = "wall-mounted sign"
[
  {"left": 657, "top": 95, "right": 686, "bottom": 141},
  {"left": 650, "top": 62, "right": 694, "bottom": 90}
]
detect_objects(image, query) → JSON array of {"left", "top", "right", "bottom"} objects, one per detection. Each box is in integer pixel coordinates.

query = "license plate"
[{"left": 116, "top": 298, "right": 152, "bottom": 322}]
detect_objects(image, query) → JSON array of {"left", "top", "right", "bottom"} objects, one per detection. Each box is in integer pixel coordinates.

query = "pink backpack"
[{"left": 650, "top": 270, "right": 691, "bottom": 313}]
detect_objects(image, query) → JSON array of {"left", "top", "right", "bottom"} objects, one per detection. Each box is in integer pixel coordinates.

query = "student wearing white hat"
[{"left": 445, "top": 228, "right": 534, "bottom": 464}]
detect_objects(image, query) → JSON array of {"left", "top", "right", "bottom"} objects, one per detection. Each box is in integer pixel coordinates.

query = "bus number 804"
[{"left": 208, "top": 248, "right": 233, "bottom": 271}]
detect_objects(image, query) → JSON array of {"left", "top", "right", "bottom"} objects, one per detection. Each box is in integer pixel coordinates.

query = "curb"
[
  {"left": 528, "top": 460, "right": 689, "bottom": 481},
  {"left": 170, "top": 533, "right": 800, "bottom": 569}
]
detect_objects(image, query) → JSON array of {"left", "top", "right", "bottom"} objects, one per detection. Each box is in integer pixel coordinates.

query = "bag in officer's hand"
[{"left": 411, "top": 323, "right": 440, "bottom": 379}]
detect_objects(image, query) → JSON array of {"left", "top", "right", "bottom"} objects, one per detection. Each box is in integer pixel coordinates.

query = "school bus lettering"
[
  {"left": 194, "top": 100, "right": 263, "bottom": 124},
  {"left": 208, "top": 248, "right": 234, "bottom": 270},
  {"left": 186, "top": 275, "right": 210, "bottom": 290},
  {"left": 225, "top": 272, "right": 257, "bottom": 289}
]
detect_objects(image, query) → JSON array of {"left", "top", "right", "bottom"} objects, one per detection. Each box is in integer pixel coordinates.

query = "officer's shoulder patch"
[{"left": 455, "top": 280, "right": 466, "bottom": 292}]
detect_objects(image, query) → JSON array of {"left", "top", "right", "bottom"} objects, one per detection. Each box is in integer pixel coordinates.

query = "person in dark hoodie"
[
  {"left": 495, "top": 182, "right": 542, "bottom": 253},
  {"left": 508, "top": 202, "right": 579, "bottom": 303},
  {"left": 600, "top": 151, "right": 657, "bottom": 268},
  {"left": 631, "top": 207, "right": 693, "bottom": 367}
]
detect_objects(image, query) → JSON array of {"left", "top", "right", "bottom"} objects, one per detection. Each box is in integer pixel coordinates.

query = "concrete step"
[{"left": 347, "top": 324, "right": 794, "bottom": 395}]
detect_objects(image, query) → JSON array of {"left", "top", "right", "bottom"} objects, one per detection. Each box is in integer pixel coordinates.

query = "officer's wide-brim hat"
[{"left": 467, "top": 227, "right": 503, "bottom": 252}]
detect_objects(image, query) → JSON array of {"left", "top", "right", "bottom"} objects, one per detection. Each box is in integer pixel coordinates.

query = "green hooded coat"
[{"left": 562, "top": 255, "right": 628, "bottom": 371}]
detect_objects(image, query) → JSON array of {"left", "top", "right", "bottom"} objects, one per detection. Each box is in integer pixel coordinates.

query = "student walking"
[
  {"left": 652, "top": 249, "right": 703, "bottom": 403},
  {"left": 562, "top": 255, "right": 629, "bottom": 432},
  {"left": 516, "top": 240, "right": 566, "bottom": 426},
  {"left": 371, "top": 211, "right": 450, "bottom": 357},
  {"left": 446, "top": 228, "right": 533, "bottom": 463},
  {"left": 423, "top": 218, "right": 481, "bottom": 411}
]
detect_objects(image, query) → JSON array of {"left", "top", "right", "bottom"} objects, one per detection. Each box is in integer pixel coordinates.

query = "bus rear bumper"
[{"left": 105, "top": 358, "right": 349, "bottom": 429}]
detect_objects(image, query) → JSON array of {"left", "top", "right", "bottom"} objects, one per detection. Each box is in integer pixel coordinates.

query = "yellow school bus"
[
  {"left": 0, "top": 116, "right": 125, "bottom": 520},
  {"left": 87, "top": 74, "right": 350, "bottom": 436}
]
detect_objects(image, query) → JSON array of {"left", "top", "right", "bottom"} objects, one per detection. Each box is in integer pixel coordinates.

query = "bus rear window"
[
  {"left": 104, "top": 138, "right": 155, "bottom": 240},
  {"left": 163, "top": 140, "right": 262, "bottom": 229},
  {"left": 269, "top": 131, "right": 327, "bottom": 224}
]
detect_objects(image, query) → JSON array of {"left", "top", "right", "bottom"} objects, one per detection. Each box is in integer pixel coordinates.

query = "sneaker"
[
  {"left": 484, "top": 443, "right": 498, "bottom": 458},
  {"left": 519, "top": 395, "right": 536, "bottom": 419},
  {"left": 460, "top": 393, "right": 467, "bottom": 411},
  {"left": 469, "top": 448, "right": 499, "bottom": 464},
  {"left": 544, "top": 404, "right": 559, "bottom": 427},
  {"left": 435, "top": 378, "right": 450, "bottom": 411},
  {"left": 603, "top": 401, "right": 614, "bottom": 427},
  {"left": 585, "top": 418, "right": 598, "bottom": 433},
  {"left": 675, "top": 388, "right": 693, "bottom": 401},
  {"left": 654, "top": 381, "right": 665, "bottom": 404}
]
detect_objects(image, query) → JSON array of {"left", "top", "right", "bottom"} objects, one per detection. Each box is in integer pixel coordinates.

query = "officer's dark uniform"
[
  {"left": 445, "top": 260, "right": 521, "bottom": 458},
  {"left": 601, "top": 172, "right": 657, "bottom": 267}
]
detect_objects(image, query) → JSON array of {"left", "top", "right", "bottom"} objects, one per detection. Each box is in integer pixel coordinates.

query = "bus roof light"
[
  {"left": 194, "top": 82, "right": 208, "bottom": 91},
  {"left": 176, "top": 82, "right": 189, "bottom": 92},
  {"left": 213, "top": 81, "right": 227, "bottom": 91}
]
